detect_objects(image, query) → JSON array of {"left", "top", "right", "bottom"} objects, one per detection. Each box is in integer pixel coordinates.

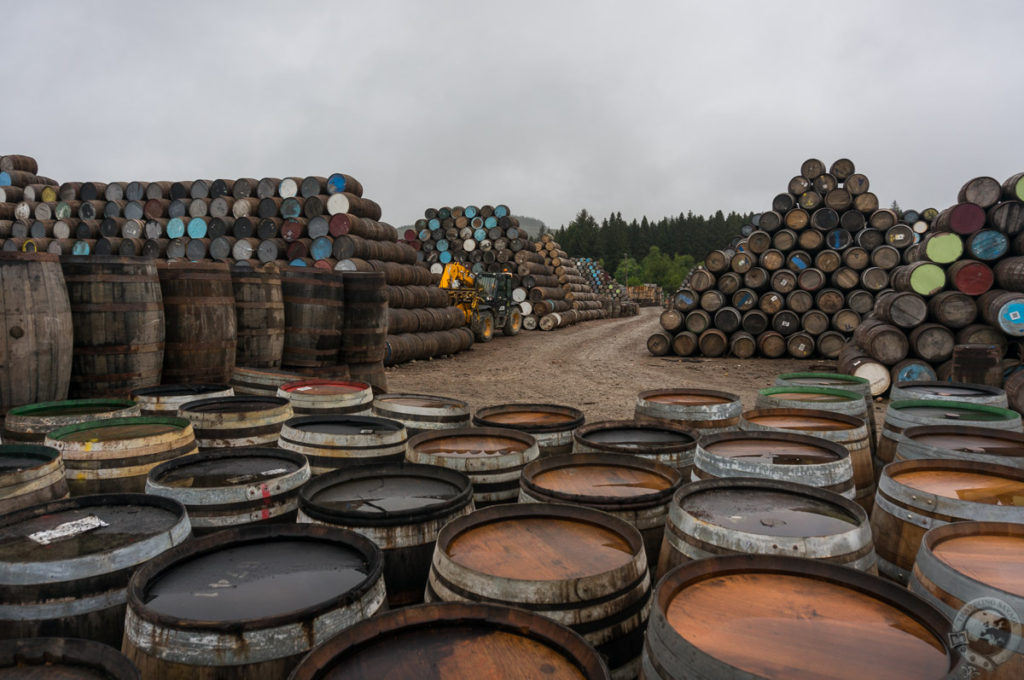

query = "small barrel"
[
  {"left": 122, "top": 524, "right": 386, "bottom": 679},
  {"left": 278, "top": 414, "right": 407, "bottom": 474},
  {"left": 889, "top": 380, "right": 1008, "bottom": 407},
  {"left": 371, "top": 393, "right": 471, "bottom": 435},
  {"left": 406, "top": 427, "right": 539, "bottom": 507},
  {"left": 229, "top": 366, "right": 304, "bottom": 396},
  {"left": 0, "top": 637, "right": 141, "bottom": 679},
  {"left": 177, "top": 395, "right": 292, "bottom": 449},
  {"left": 0, "top": 493, "right": 190, "bottom": 647},
  {"left": 472, "top": 403, "right": 584, "bottom": 457},
  {"left": 131, "top": 383, "right": 233, "bottom": 416},
  {"left": 426, "top": 503, "right": 650, "bottom": 678},
  {"left": 634, "top": 388, "right": 742, "bottom": 435},
  {"left": 298, "top": 462, "right": 474, "bottom": 607},
  {"left": 658, "top": 477, "right": 877, "bottom": 578},
  {"left": 872, "top": 458, "right": 1024, "bottom": 584},
  {"left": 520, "top": 453, "right": 682, "bottom": 571},
  {"left": 277, "top": 378, "right": 373, "bottom": 415},
  {"left": 896, "top": 424, "right": 1024, "bottom": 469},
  {"left": 642, "top": 554, "right": 964, "bottom": 680},
  {"left": 145, "top": 446, "right": 311, "bottom": 534},
  {"left": 2, "top": 398, "right": 140, "bottom": 443},
  {"left": 0, "top": 443, "right": 70, "bottom": 513}
]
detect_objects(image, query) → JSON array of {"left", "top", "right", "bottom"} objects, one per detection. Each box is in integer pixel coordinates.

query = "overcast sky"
[{"left": 3, "top": 1, "right": 1022, "bottom": 229}]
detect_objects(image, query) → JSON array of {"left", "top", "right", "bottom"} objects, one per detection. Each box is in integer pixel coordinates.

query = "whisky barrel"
[
  {"left": 280, "top": 265, "right": 345, "bottom": 368},
  {"left": 473, "top": 403, "right": 584, "bottom": 457},
  {"left": 895, "top": 424, "right": 1024, "bottom": 469},
  {"left": 229, "top": 366, "right": 306, "bottom": 396},
  {"left": 853, "top": 318, "right": 909, "bottom": 365},
  {"left": 646, "top": 331, "right": 671, "bottom": 355},
  {"left": 908, "top": 323, "right": 955, "bottom": 363},
  {"left": 573, "top": 420, "right": 698, "bottom": 475},
  {"left": 0, "top": 493, "right": 190, "bottom": 647},
  {"left": 371, "top": 393, "right": 470, "bottom": 434},
  {"left": 928, "top": 290, "right": 978, "bottom": 328},
  {"left": 671, "top": 330, "right": 698, "bottom": 356},
  {"left": 177, "top": 395, "right": 292, "bottom": 449},
  {"left": 229, "top": 263, "right": 284, "bottom": 368},
  {"left": 958, "top": 176, "right": 1003, "bottom": 208},
  {"left": 298, "top": 462, "right": 474, "bottom": 607},
  {"left": 635, "top": 388, "right": 741, "bottom": 435},
  {"left": 874, "top": 290, "right": 928, "bottom": 328},
  {"left": 0, "top": 637, "right": 140, "bottom": 679},
  {"left": 0, "top": 444, "right": 69, "bottom": 513},
  {"left": 947, "top": 259, "right": 994, "bottom": 296},
  {"left": 980, "top": 289, "right": 1024, "bottom": 336},
  {"left": 426, "top": 503, "right": 650, "bottom": 679},
  {"left": 122, "top": 524, "right": 386, "bottom": 679},
  {"left": 278, "top": 414, "right": 407, "bottom": 474},
  {"left": 889, "top": 380, "right": 1008, "bottom": 408},
  {"left": 277, "top": 378, "right": 373, "bottom": 415},
  {"left": 341, "top": 271, "right": 387, "bottom": 364},
  {"left": 146, "top": 447, "right": 310, "bottom": 534},
  {"left": 131, "top": 383, "right": 233, "bottom": 415},
  {"left": 891, "top": 262, "right": 945, "bottom": 296},
  {"left": 2, "top": 398, "right": 140, "bottom": 443}
]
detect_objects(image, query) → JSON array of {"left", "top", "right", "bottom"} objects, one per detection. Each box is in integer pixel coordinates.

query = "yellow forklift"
[{"left": 439, "top": 263, "right": 522, "bottom": 342}]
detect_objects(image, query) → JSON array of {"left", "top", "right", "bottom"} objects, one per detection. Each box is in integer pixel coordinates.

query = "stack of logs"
[
  {"left": 838, "top": 172, "right": 1024, "bottom": 395},
  {"left": 648, "top": 158, "right": 935, "bottom": 361}
]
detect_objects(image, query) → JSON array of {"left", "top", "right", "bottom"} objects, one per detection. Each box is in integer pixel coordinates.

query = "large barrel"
[
  {"left": 871, "top": 458, "right": 1024, "bottom": 584},
  {"left": 278, "top": 414, "right": 407, "bottom": 474},
  {"left": 280, "top": 265, "right": 345, "bottom": 368},
  {"left": 573, "top": 420, "right": 699, "bottom": 476},
  {"left": 45, "top": 416, "right": 198, "bottom": 495},
  {"left": 371, "top": 393, "right": 471, "bottom": 435},
  {"left": 406, "top": 427, "right": 539, "bottom": 507},
  {"left": 896, "top": 425, "right": 1024, "bottom": 469},
  {"left": 426, "top": 503, "right": 650, "bottom": 679},
  {"left": 773, "top": 371, "right": 878, "bottom": 459},
  {"left": 642, "top": 554, "right": 964, "bottom": 680},
  {"left": 298, "top": 462, "right": 474, "bottom": 607},
  {"left": 472, "top": 403, "right": 584, "bottom": 457},
  {"left": 0, "top": 443, "right": 69, "bottom": 513},
  {"left": 889, "top": 380, "right": 1008, "bottom": 408},
  {"left": 287, "top": 601, "right": 611, "bottom": 680},
  {"left": 146, "top": 447, "right": 310, "bottom": 534},
  {"left": 177, "top": 395, "right": 292, "bottom": 449},
  {"left": 61, "top": 255, "right": 165, "bottom": 397},
  {"left": 341, "top": 271, "right": 387, "bottom": 364},
  {"left": 0, "top": 637, "right": 141, "bottom": 679},
  {"left": 0, "top": 493, "right": 190, "bottom": 647},
  {"left": 229, "top": 366, "right": 304, "bottom": 396},
  {"left": 229, "top": 263, "right": 284, "bottom": 368},
  {"left": 520, "top": 453, "right": 682, "bottom": 571},
  {"left": 2, "top": 398, "right": 140, "bottom": 443},
  {"left": 910, "top": 521, "right": 1024, "bottom": 679},
  {"left": 277, "top": 378, "right": 373, "bottom": 415},
  {"left": 156, "top": 261, "right": 236, "bottom": 384},
  {"left": 658, "top": 477, "right": 877, "bottom": 578},
  {"left": 131, "top": 383, "right": 233, "bottom": 415},
  {"left": 634, "top": 388, "right": 742, "bottom": 435},
  {"left": 0, "top": 252, "right": 73, "bottom": 412},
  {"left": 122, "top": 524, "right": 386, "bottom": 679}
]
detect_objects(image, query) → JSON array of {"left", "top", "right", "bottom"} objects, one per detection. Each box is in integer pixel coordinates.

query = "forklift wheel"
[
  {"left": 474, "top": 311, "right": 495, "bottom": 343},
  {"left": 503, "top": 308, "right": 522, "bottom": 336}
]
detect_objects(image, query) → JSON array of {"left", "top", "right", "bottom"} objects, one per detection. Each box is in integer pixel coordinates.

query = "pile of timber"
[{"left": 628, "top": 283, "right": 663, "bottom": 307}]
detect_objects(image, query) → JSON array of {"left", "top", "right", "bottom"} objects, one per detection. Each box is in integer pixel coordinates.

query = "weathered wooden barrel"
[
  {"left": 472, "top": 403, "right": 584, "bottom": 457},
  {"left": 2, "top": 398, "right": 140, "bottom": 442},
  {"left": 741, "top": 407, "right": 876, "bottom": 512},
  {"left": 573, "top": 420, "right": 699, "bottom": 476},
  {"left": 122, "top": 524, "right": 386, "bottom": 679},
  {"left": 131, "top": 383, "right": 233, "bottom": 415},
  {"left": 371, "top": 393, "right": 471, "bottom": 435},
  {"left": 229, "top": 263, "right": 285, "bottom": 368},
  {"left": 278, "top": 414, "right": 407, "bottom": 474},
  {"left": 406, "top": 427, "right": 538, "bottom": 506},
  {"left": 759, "top": 381, "right": 875, "bottom": 456},
  {"left": 61, "top": 255, "right": 165, "bottom": 397},
  {"left": 280, "top": 265, "right": 345, "bottom": 368},
  {"left": 288, "top": 601, "right": 611, "bottom": 680},
  {"left": 0, "top": 637, "right": 141, "bottom": 679},
  {"left": 896, "top": 425, "right": 1024, "bottom": 469},
  {"left": 910, "top": 521, "right": 1024, "bottom": 679},
  {"left": 0, "top": 252, "right": 73, "bottom": 412},
  {"left": 0, "top": 493, "right": 190, "bottom": 647},
  {"left": 642, "top": 554, "right": 965, "bottom": 680},
  {"left": 177, "top": 395, "right": 292, "bottom": 449},
  {"left": 45, "top": 416, "right": 198, "bottom": 494},
  {"left": 520, "top": 453, "right": 682, "bottom": 571},
  {"left": 229, "top": 366, "right": 304, "bottom": 396},
  {"left": 634, "top": 388, "right": 742, "bottom": 436},
  {"left": 0, "top": 444, "right": 69, "bottom": 513},
  {"left": 156, "top": 261, "right": 236, "bottom": 384},
  {"left": 658, "top": 477, "right": 877, "bottom": 579},
  {"left": 889, "top": 380, "right": 1008, "bottom": 408},
  {"left": 872, "top": 459, "right": 1024, "bottom": 584},
  {"left": 877, "top": 400, "right": 1023, "bottom": 480},
  {"left": 341, "top": 270, "right": 387, "bottom": 365},
  {"left": 146, "top": 447, "right": 310, "bottom": 535},
  {"left": 298, "top": 462, "right": 474, "bottom": 607},
  {"left": 426, "top": 503, "right": 650, "bottom": 679},
  {"left": 277, "top": 378, "right": 373, "bottom": 415}
]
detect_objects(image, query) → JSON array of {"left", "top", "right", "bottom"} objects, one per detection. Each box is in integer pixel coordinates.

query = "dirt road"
[{"left": 385, "top": 307, "right": 838, "bottom": 423}]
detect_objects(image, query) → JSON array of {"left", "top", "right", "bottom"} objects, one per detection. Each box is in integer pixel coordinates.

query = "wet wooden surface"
[
  {"left": 532, "top": 464, "right": 671, "bottom": 498},
  {"left": 933, "top": 533, "right": 1024, "bottom": 597},
  {"left": 894, "top": 469, "right": 1024, "bottom": 505}
]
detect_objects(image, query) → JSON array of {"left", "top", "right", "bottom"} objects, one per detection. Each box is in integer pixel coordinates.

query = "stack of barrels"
[
  {"left": 648, "top": 158, "right": 936, "bottom": 361},
  {"left": 409, "top": 204, "right": 529, "bottom": 272},
  {"left": 531, "top": 233, "right": 608, "bottom": 331}
]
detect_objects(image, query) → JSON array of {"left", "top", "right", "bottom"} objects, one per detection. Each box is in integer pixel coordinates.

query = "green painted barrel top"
[
  {"left": 924, "top": 233, "right": 964, "bottom": 264},
  {"left": 908, "top": 263, "right": 945, "bottom": 296}
]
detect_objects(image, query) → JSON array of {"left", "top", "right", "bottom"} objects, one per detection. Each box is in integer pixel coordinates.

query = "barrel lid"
[
  {"left": 148, "top": 447, "right": 306, "bottom": 490},
  {"left": 523, "top": 453, "right": 681, "bottom": 505},
  {"left": 179, "top": 395, "right": 289, "bottom": 414},
  {"left": 46, "top": 416, "right": 190, "bottom": 443},
  {"left": 742, "top": 409, "right": 860, "bottom": 432},
  {"left": 901, "top": 425, "right": 1024, "bottom": 458},
  {"left": 286, "top": 414, "right": 404, "bottom": 435},
  {"left": 702, "top": 432, "right": 846, "bottom": 465},
  {"left": 410, "top": 427, "right": 533, "bottom": 457},
  {"left": 890, "top": 465, "right": 1024, "bottom": 506},
  {"left": 758, "top": 386, "right": 862, "bottom": 403},
  {"left": 575, "top": 421, "right": 696, "bottom": 450},
  {"left": 775, "top": 371, "right": 868, "bottom": 387},
  {"left": 637, "top": 388, "right": 738, "bottom": 405},
  {"left": 894, "top": 381, "right": 1003, "bottom": 398},
  {"left": 132, "top": 383, "right": 232, "bottom": 398},
  {"left": 5, "top": 398, "right": 137, "bottom": 418},
  {"left": 889, "top": 399, "right": 1020, "bottom": 422},
  {"left": 0, "top": 637, "right": 141, "bottom": 680},
  {"left": 373, "top": 393, "right": 469, "bottom": 414},
  {"left": 280, "top": 379, "right": 371, "bottom": 396},
  {"left": 473, "top": 403, "right": 585, "bottom": 433},
  {"left": 0, "top": 444, "right": 60, "bottom": 470},
  {"left": 925, "top": 522, "right": 1024, "bottom": 598}
]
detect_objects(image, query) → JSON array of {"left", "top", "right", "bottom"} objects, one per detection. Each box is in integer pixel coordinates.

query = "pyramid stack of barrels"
[
  {"left": 648, "top": 158, "right": 936, "bottom": 361},
  {"left": 408, "top": 204, "right": 528, "bottom": 273},
  {"left": 576, "top": 256, "right": 637, "bottom": 317}
]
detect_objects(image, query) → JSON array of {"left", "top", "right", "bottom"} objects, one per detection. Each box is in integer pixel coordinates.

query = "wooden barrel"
[
  {"left": 276, "top": 378, "right": 373, "bottom": 415},
  {"left": 634, "top": 388, "right": 741, "bottom": 435},
  {"left": 406, "top": 427, "right": 539, "bottom": 507},
  {"left": 146, "top": 446, "right": 310, "bottom": 534},
  {"left": 646, "top": 331, "right": 671, "bottom": 355},
  {"left": 892, "top": 261, "right": 946, "bottom": 296},
  {"left": 426, "top": 503, "right": 650, "bottom": 679},
  {"left": 947, "top": 259, "right": 994, "bottom": 296},
  {"left": 341, "top": 271, "right": 387, "bottom": 365},
  {"left": 908, "top": 323, "right": 955, "bottom": 363},
  {"left": 573, "top": 420, "right": 699, "bottom": 476},
  {"left": 156, "top": 261, "right": 236, "bottom": 384},
  {"left": 642, "top": 554, "right": 964, "bottom": 680},
  {"left": 177, "top": 395, "right": 292, "bottom": 449},
  {"left": 298, "top": 462, "right": 474, "bottom": 607},
  {"left": 760, "top": 379, "right": 875, "bottom": 451},
  {"left": 875, "top": 290, "right": 928, "bottom": 328},
  {"left": 122, "top": 524, "right": 386, "bottom": 679},
  {"left": 61, "top": 255, "right": 165, "bottom": 397},
  {"left": 2, "top": 398, "right": 140, "bottom": 442},
  {"left": 928, "top": 290, "right": 978, "bottom": 328},
  {"left": 371, "top": 393, "right": 471, "bottom": 435},
  {"left": 288, "top": 601, "right": 610, "bottom": 680},
  {"left": 896, "top": 425, "right": 1024, "bottom": 470},
  {"left": 871, "top": 459, "right": 1024, "bottom": 584},
  {"left": 131, "top": 383, "right": 233, "bottom": 415},
  {"left": 0, "top": 252, "right": 73, "bottom": 412},
  {"left": 278, "top": 414, "right": 407, "bottom": 474},
  {"left": 280, "top": 265, "right": 345, "bottom": 368},
  {"left": 0, "top": 443, "right": 69, "bottom": 513},
  {"left": 472, "top": 403, "right": 584, "bottom": 457},
  {"left": 658, "top": 478, "right": 876, "bottom": 579},
  {"left": 910, "top": 521, "right": 1024, "bottom": 679},
  {"left": 520, "top": 453, "right": 682, "bottom": 572},
  {"left": 980, "top": 289, "right": 1024, "bottom": 336},
  {"left": 0, "top": 637, "right": 141, "bottom": 679},
  {"left": 889, "top": 380, "right": 1008, "bottom": 407},
  {"left": 229, "top": 365, "right": 305, "bottom": 396},
  {"left": 45, "top": 416, "right": 198, "bottom": 495},
  {"left": 0, "top": 493, "right": 190, "bottom": 647},
  {"left": 229, "top": 263, "right": 284, "bottom": 368}
]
